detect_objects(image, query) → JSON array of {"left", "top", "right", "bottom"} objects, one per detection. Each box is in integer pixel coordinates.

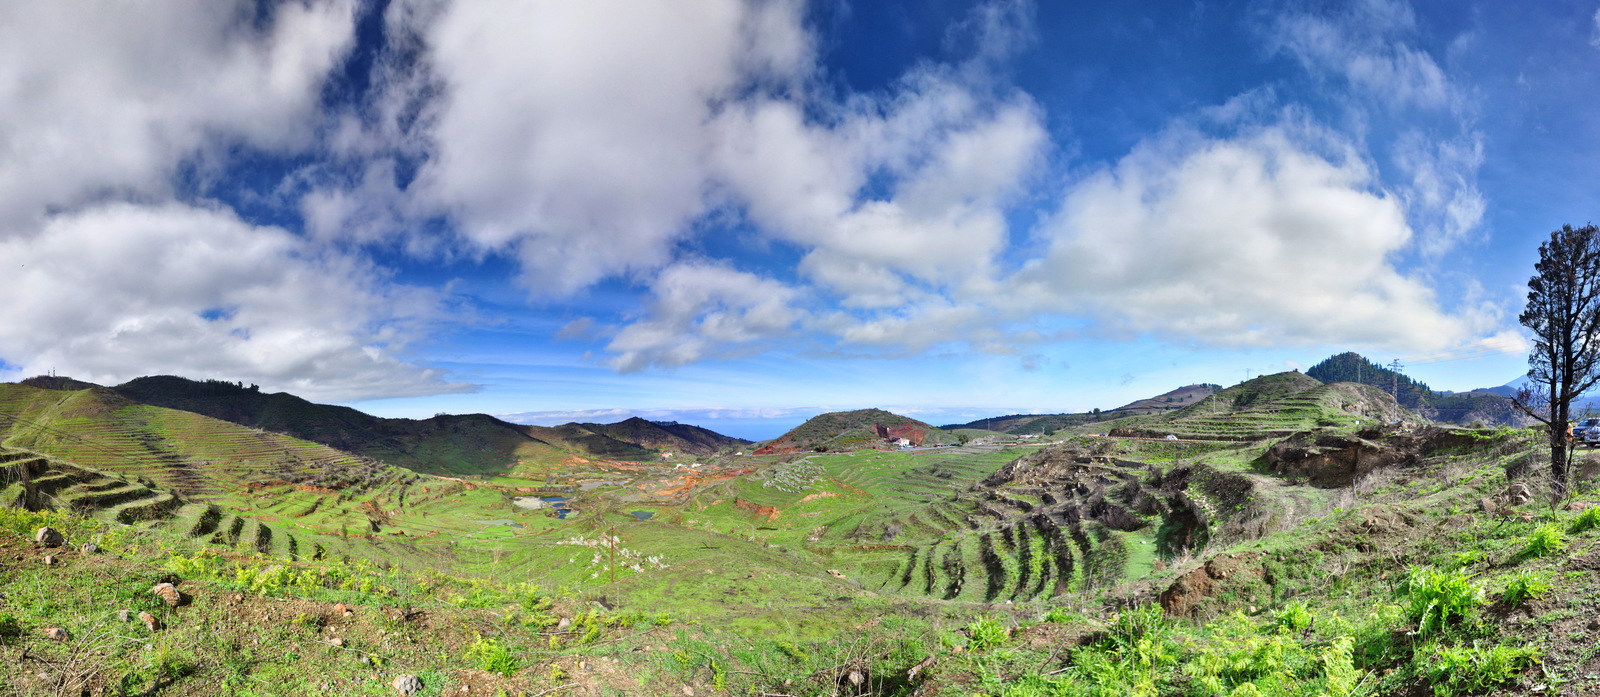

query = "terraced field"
[{"left": 1092, "top": 373, "right": 1404, "bottom": 441}]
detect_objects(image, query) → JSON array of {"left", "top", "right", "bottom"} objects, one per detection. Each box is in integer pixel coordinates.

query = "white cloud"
[
  {"left": 0, "top": 0, "right": 356, "bottom": 231},
  {"left": 1017, "top": 123, "right": 1489, "bottom": 351},
  {"left": 1268, "top": 0, "right": 1453, "bottom": 110},
  {"left": 1264, "top": 0, "right": 1485, "bottom": 257},
  {"left": 605, "top": 262, "right": 808, "bottom": 372},
  {"left": 1393, "top": 131, "right": 1486, "bottom": 255},
  {"left": 0, "top": 203, "right": 471, "bottom": 402},
  {"left": 383, "top": 0, "right": 811, "bottom": 294},
  {"left": 710, "top": 68, "right": 1046, "bottom": 309}
]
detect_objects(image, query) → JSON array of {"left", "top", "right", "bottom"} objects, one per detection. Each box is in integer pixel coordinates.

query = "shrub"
[
  {"left": 1401, "top": 567, "right": 1484, "bottom": 637},
  {"left": 1108, "top": 604, "right": 1168, "bottom": 649},
  {"left": 1043, "top": 606, "right": 1079, "bottom": 624},
  {"left": 966, "top": 616, "right": 1008, "bottom": 653},
  {"left": 1274, "top": 601, "right": 1313, "bottom": 633},
  {"left": 1520, "top": 523, "right": 1567, "bottom": 559},
  {"left": 1449, "top": 550, "right": 1485, "bottom": 568},
  {"left": 1568, "top": 506, "right": 1600, "bottom": 534},
  {"left": 1423, "top": 641, "right": 1540, "bottom": 697},
  {"left": 1500, "top": 572, "right": 1552, "bottom": 606},
  {"left": 463, "top": 636, "right": 519, "bottom": 677},
  {"left": 0, "top": 612, "right": 21, "bottom": 642}
]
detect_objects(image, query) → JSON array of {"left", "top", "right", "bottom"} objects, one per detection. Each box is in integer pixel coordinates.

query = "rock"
[
  {"left": 329, "top": 637, "right": 345, "bottom": 648},
  {"left": 80, "top": 542, "right": 99, "bottom": 554},
  {"left": 1503, "top": 483, "right": 1532, "bottom": 506},
  {"left": 117, "top": 609, "right": 131, "bottom": 622},
  {"left": 556, "top": 617, "right": 572, "bottom": 631},
  {"left": 826, "top": 569, "right": 847, "bottom": 579},
  {"left": 43, "top": 627, "right": 68, "bottom": 641},
  {"left": 35, "top": 527, "right": 64, "bottom": 547},
  {"left": 42, "top": 555, "right": 57, "bottom": 566},
  {"left": 151, "top": 582, "right": 183, "bottom": 607},
  {"left": 1477, "top": 498, "right": 1497, "bottom": 514},
  {"left": 1587, "top": 617, "right": 1600, "bottom": 631},
  {"left": 681, "top": 687, "right": 694, "bottom": 697},
  {"left": 138, "top": 612, "right": 159, "bottom": 631},
  {"left": 391, "top": 674, "right": 423, "bottom": 696}
]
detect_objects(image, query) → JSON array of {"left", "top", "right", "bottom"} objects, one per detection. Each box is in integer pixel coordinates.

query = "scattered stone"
[
  {"left": 80, "top": 542, "right": 99, "bottom": 554},
  {"left": 334, "top": 602, "right": 352, "bottom": 617},
  {"left": 35, "top": 527, "right": 64, "bottom": 547},
  {"left": 42, "top": 555, "right": 57, "bottom": 566},
  {"left": 361, "top": 655, "right": 373, "bottom": 666},
  {"left": 138, "top": 611, "right": 159, "bottom": 631},
  {"left": 43, "top": 627, "right": 68, "bottom": 641},
  {"left": 151, "top": 582, "right": 183, "bottom": 607},
  {"left": 117, "top": 609, "right": 131, "bottom": 622},
  {"left": 391, "top": 674, "right": 423, "bottom": 697},
  {"left": 1477, "top": 498, "right": 1497, "bottom": 514},
  {"left": 826, "top": 569, "right": 847, "bottom": 579},
  {"left": 681, "top": 687, "right": 694, "bottom": 697},
  {"left": 329, "top": 637, "right": 345, "bottom": 648},
  {"left": 1503, "top": 483, "right": 1532, "bottom": 506},
  {"left": 556, "top": 617, "right": 572, "bottom": 631}
]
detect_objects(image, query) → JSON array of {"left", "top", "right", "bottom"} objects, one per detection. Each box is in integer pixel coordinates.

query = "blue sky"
[{"left": 1, "top": 0, "right": 1595, "bottom": 440}]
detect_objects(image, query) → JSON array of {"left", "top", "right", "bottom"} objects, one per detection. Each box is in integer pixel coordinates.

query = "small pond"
[{"left": 630, "top": 510, "right": 654, "bottom": 520}]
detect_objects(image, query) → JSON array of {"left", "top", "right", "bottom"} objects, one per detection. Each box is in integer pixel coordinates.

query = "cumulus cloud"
[
  {"left": 711, "top": 80, "right": 1046, "bottom": 308},
  {"left": 0, "top": 0, "right": 357, "bottom": 231},
  {"left": 379, "top": 0, "right": 811, "bottom": 294},
  {"left": 604, "top": 262, "right": 808, "bottom": 372},
  {"left": 1263, "top": 0, "right": 1485, "bottom": 257},
  {"left": 1016, "top": 122, "right": 1488, "bottom": 351},
  {"left": 0, "top": 203, "right": 472, "bottom": 402}
]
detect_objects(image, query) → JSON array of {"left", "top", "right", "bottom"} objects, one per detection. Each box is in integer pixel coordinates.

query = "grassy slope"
[
  {"left": 109, "top": 377, "right": 659, "bottom": 476},
  {"left": 6, "top": 374, "right": 1596, "bottom": 695},
  {"left": 758, "top": 408, "right": 959, "bottom": 452}
]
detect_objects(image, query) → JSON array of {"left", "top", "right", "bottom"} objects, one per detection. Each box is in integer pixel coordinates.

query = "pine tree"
[{"left": 1514, "top": 223, "right": 1600, "bottom": 501}]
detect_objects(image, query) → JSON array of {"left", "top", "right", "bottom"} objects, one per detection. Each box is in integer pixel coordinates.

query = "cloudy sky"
[{"left": 1, "top": 0, "right": 1593, "bottom": 439}]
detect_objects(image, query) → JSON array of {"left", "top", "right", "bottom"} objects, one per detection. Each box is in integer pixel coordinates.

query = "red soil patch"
[{"left": 734, "top": 498, "right": 780, "bottom": 521}]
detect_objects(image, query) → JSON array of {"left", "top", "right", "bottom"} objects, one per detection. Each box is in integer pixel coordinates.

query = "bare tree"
[{"left": 1513, "top": 223, "right": 1600, "bottom": 502}]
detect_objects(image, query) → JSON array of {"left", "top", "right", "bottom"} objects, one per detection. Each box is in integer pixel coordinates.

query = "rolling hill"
[
  {"left": 753, "top": 408, "right": 956, "bottom": 454},
  {"left": 940, "top": 384, "right": 1223, "bottom": 435},
  {"left": 66, "top": 375, "right": 744, "bottom": 475},
  {"left": 1087, "top": 371, "right": 1407, "bottom": 440},
  {"left": 1306, "top": 352, "right": 1528, "bottom": 425}
]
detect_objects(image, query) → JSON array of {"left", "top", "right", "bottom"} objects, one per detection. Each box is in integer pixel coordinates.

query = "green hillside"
[
  {"left": 1085, "top": 371, "right": 1406, "bottom": 440},
  {"left": 110, "top": 375, "right": 643, "bottom": 475},
  {"left": 2, "top": 373, "right": 1591, "bottom": 697},
  {"left": 1307, "top": 352, "right": 1526, "bottom": 425},
  {"left": 754, "top": 408, "right": 957, "bottom": 453}
]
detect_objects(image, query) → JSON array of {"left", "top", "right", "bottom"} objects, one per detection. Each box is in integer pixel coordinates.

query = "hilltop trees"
[{"left": 1514, "top": 224, "right": 1600, "bottom": 501}]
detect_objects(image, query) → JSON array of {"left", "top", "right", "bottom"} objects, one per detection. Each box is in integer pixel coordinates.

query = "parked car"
[{"left": 1577, "top": 418, "right": 1600, "bottom": 446}]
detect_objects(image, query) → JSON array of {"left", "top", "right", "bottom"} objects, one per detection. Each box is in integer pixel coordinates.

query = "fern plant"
[{"left": 1401, "top": 566, "right": 1484, "bottom": 637}]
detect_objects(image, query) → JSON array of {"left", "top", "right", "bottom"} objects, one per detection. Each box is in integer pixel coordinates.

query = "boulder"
[
  {"left": 392, "top": 674, "right": 423, "bottom": 697},
  {"left": 151, "top": 582, "right": 183, "bottom": 607},
  {"left": 35, "top": 527, "right": 64, "bottom": 547}
]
